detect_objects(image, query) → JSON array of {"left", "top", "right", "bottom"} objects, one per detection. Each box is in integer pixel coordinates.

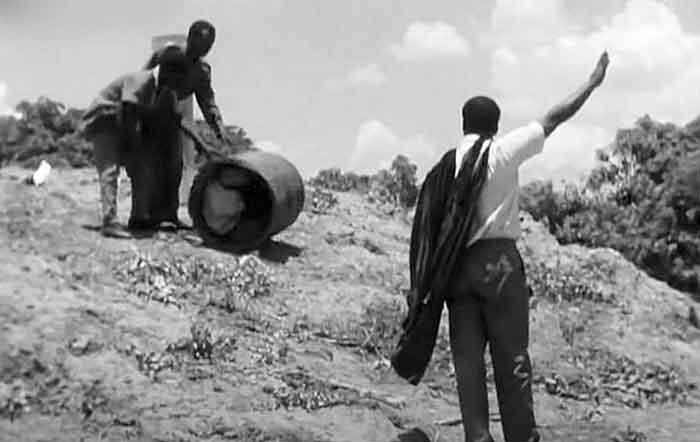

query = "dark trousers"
[
  {"left": 445, "top": 238, "right": 539, "bottom": 442},
  {"left": 143, "top": 124, "right": 183, "bottom": 224}
]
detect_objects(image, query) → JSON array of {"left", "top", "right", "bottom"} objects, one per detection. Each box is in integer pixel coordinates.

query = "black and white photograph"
[{"left": 1, "top": 1, "right": 699, "bottom": 441}]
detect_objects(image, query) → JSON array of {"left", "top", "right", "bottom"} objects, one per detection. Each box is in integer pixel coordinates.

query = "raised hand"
[{"left": 590, "top": 51, "right": 610, "bottom": 88}]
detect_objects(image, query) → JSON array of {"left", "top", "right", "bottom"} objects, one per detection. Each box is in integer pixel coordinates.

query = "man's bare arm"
[{"left": 539, "top": 51, "right": 609, "bottom": 138}]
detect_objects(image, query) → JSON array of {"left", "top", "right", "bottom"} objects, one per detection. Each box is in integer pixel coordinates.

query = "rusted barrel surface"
[{"left": 188, "top": 149, "right": 305, "bottom": 251}]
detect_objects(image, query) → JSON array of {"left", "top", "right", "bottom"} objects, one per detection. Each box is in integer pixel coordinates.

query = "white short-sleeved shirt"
[{"left": 454, "top": 121, "right": 546, "bottom": 247}]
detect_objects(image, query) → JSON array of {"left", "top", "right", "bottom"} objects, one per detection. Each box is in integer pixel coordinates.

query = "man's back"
[{"left": 455, "top": 121, "right": 545, "bottom": 245}]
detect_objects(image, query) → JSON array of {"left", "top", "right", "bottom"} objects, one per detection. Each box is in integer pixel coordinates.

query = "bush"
[
  {"left": 308, "top": 168, "right": 372, "bottom": 193},
  {"left": 309, "top": 154, "right": 419, "bottom": 210},
  {"left": 0, "top": 97, "right": 91, "bottom": 168},
  {"left": 519, "top": 180, "right": 590, "bottom": 230},
  {"left": 520, "top": 115, "right": 700, "bottom": 300}
]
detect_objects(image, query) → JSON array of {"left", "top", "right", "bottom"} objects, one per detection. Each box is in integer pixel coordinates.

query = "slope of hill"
[{"left": 1, "top": 166, "right": 699, "bottom": 442}]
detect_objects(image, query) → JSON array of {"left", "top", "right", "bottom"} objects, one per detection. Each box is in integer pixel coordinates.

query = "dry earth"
[{"left": 1, "top": 165, "right": 699, "bottom": 442}]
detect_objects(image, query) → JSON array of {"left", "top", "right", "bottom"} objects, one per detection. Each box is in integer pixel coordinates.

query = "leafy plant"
[
  {"left": 310, "top": 154, "right": 419, "bottom": 210},
  {"left": 519, "top": 114, "right": 700, "bottom": 300}
]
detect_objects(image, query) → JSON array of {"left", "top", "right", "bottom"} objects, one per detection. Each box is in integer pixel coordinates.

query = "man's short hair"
[
  {"left": 159, "top": 45, "right": 188, "bottom": 75},
  {"left": 462, "top": 96, "right": 501, "bottom": 135},
  {"left": 188, "top": 20, "right": 216, "bottom": 40}
]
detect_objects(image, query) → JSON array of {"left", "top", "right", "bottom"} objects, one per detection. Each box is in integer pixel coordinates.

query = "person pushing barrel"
[{"left": 142, "top": 20, "right": 230, "bottom": 230}]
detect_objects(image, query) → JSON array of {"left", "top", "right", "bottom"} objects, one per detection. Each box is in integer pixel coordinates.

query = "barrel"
[{"left": 187, "top": 149, "right": 305, "bottom": 252}]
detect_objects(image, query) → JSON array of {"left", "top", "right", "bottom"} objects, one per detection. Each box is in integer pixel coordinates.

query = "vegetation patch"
[
  {"left": 309, "top": 297, "right": 406, "bottom": 360},
  {"left": 0, "top": 349, "right": 79, "bottom": 421},
  {"left": 191, "top": 418, "right": 331, "bottom": 442},
  {"left": 536, "top": 346, "right": 697, "bottom": 408},
  {"left": 114, "top": 250, "right": 273, "bottom": 313},
  {"left": 309, "top": 155, "right": 419, "bottom": 211},
  {"left": 520, "top": 115, "right": 700, "bottom": 300},
  {"left": 523, "top": 257, "right": 617, "bottom": 306},
  {"left": 307, "top": 187, "right": 339, "bottom": 215},
  {"left": 264, "top": 370, "right": 360, "bottom": 411}
]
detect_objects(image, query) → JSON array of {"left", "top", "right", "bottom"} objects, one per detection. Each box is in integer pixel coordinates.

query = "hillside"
[{"left": 1, "top": 165, "right": 699, "bottom": 442}]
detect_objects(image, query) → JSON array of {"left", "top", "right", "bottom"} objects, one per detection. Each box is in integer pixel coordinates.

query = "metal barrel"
[{"left": 188, "top": 149, "right": 305, "bottom": 252}]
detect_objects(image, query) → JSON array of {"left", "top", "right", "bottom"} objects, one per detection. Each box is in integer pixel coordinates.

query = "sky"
[{"left": 2, "top": 0, "right": 700, "bottom": 183}]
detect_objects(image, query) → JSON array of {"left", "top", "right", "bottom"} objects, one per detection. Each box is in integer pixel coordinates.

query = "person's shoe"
[
  {"left": 101, "top": 223, "right": 133, "bottom": 239},
  {"left": 158, "top": 218, "right": 193, "bottom": 231}
]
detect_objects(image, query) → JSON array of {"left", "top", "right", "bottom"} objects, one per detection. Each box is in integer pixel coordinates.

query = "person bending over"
[{"left": 82, "top": 47, "right": 190, "bottom": 238}]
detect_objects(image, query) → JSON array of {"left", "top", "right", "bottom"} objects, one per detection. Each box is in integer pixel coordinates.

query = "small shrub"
[
  {"left": 307, "top": 187, "right": 339, "bottom": 214},
  {"left": 523, "top": 257, "right": 615, "bottom": 305},
  {"left": 309, "top": 154, "right": 420, "bottom": 210},
  {"left": 313, "top": 297, "right": 406, "bottom": 360}
]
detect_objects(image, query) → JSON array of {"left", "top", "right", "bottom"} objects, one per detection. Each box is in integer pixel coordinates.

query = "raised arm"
[{"left": 539, "top": 51, "right": 609, "bottom": 138}]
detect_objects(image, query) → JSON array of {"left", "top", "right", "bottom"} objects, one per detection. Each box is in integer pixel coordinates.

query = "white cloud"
[
  {"left": 519, "top": 123, "right": 614, "bottom": 184},
  {"left": 389, "top": 21, "right": 470, "bottom": 62},
  {"left": 487, "top": 0, "right": 700, "bottom": 184},
  {"left": 325, "top": 63, "right": 388, "bottom": 91},
  {"left": 256, "top": 140, "right": 284, "bottom": 154},
  {"left": 490, "top": 0, "right": 700, "bottom": 127},
  {"left": 489, "top": 0, "right": 572, "bottom": 50},
  {"left": 0, "top": 82, "right": 19, "bottom": 118},
  {"left": 348, "top": 120, "right": 438, "bottom": 177}
]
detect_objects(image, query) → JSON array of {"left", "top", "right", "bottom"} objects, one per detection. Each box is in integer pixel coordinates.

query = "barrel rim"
[{"left": 188, "top": 160, "right": 275, "bottom": 251}]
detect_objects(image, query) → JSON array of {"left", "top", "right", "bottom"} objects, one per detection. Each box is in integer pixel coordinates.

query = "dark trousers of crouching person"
[{"left": 446, "top": 238, "right": 536, "bottom": 442}]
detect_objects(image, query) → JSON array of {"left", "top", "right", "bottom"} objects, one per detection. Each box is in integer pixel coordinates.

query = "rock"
[{"left": 67, "top": 335, "right": 102, "bottom": 356}]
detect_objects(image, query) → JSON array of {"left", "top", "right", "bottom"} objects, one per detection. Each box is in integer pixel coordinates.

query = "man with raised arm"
[{"left": 391, "top": 52, "right": 610, "bottom": 442}]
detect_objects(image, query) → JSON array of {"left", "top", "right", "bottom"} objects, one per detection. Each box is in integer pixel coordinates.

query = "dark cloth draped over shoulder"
[{"left": 391, "top": 136, "right": 491, "bottom": 385}]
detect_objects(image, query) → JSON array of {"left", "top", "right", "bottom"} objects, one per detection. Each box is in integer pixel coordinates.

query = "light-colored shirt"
[
  {"left": 454, "top": 121, "right": 546, "bottom": 247},
  {"left": 81, "top": 70, "right": 158, "bottom": 132},
  {"left": 152, "top": 65, "right": 160, "bottom": 88}
]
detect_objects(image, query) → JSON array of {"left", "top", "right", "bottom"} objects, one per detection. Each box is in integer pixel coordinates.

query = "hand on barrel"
[{"left": 216, "top": 128, "right": 234, "bottom": 149}]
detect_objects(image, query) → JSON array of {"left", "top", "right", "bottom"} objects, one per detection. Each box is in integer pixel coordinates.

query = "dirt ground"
[{"left": 1, "top": 165, "right": 699, "bottom": 442}]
